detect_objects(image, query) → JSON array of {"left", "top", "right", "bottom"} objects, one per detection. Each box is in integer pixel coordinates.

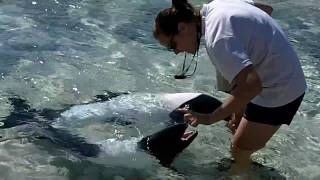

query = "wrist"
[{"left": 208, "top": 113, "right": 218, "bottom": 124}]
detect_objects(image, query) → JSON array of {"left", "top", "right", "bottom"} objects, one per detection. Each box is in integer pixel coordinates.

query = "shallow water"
[{"left": 0, "top": 0, "right": 319, "bottom": 179}]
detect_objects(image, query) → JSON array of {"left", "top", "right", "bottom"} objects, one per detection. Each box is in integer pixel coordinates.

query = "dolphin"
[{"left": 2, "top": 93, "right": 224, "bottom": 166}]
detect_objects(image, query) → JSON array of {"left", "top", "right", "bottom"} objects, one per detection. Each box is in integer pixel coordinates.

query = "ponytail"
[
  {"left": 172, "top": 0, "right": 193, "bottom": 12},
  {"left": 154, "top": 0, "right": 198, "bottom": 37}
]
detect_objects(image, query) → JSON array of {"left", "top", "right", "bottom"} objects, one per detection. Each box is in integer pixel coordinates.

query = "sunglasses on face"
[{"left": 165, "top": 35, "right": 198, "bottom": 79}]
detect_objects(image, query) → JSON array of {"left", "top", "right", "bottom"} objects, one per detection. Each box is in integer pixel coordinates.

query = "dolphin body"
[{"left": 0, "top": 92, "right": 224, "bottom": 166}]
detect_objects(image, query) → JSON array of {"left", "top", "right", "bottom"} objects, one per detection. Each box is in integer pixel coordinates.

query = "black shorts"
[{"left": 244, "top": 93, "right": 305, "bottom": 126}]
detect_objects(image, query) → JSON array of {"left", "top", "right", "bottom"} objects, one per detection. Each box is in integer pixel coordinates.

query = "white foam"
[{"left": 97, "top": 137, "right": 140, "bottom": 156}]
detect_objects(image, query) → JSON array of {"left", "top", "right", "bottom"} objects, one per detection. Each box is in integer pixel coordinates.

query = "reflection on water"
[{"left": 0, "top": 0, "right": 319, "bottom": 179}]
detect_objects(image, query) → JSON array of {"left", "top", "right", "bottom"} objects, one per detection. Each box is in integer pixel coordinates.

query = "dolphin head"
[{"left": 137, "top": 123, "right": 198, "bottom": 166}]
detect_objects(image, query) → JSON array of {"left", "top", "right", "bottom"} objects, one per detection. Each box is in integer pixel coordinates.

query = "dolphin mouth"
[{"left": 181, "top": 130, "right": 197, "bottom": 141}]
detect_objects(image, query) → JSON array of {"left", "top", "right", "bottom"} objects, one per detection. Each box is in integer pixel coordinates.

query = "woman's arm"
[
  {"left": 208, "top": 65, "right": 262, "bottom": 123},
  {"left": 180, "top": 65, "right": 262, "bottom": 127}
]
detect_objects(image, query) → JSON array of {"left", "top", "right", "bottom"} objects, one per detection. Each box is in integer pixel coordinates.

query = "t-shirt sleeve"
[
  {"left": 207, "top": 0, "right": 254, "bottom": 4},
  {"left": 207, "top": 37, "right": 253, "bottom": 83}
]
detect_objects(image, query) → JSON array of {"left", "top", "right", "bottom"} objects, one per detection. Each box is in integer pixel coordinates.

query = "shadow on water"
[
  {"left": 173, "top": 157, "right": 286, "bottom": 179},
  {"left": 51, "top": 157, "right": 149, "bottom": 180},
  {"left": 216, "top": 158, "right": 286, "bottom": 180}
]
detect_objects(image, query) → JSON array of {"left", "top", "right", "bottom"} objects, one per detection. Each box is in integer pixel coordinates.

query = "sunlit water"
[{"left": 0, "top": 0, "right": 319, "bottom": 179}]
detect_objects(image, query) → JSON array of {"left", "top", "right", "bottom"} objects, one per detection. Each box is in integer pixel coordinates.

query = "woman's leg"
[{"left": 229, "top": 117, "right": 280, "bottom": 175}]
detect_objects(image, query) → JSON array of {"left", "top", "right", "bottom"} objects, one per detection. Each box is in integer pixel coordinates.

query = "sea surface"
[{"left": 0, "top": 0, "right": 319, "bottom": 179}]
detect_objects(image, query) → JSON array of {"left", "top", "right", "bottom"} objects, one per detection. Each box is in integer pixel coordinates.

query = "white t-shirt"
[
  {"left": 201, "top": 0, "right": 306, "bottom": 107},
  {"left": 207, "top": 0, "right": 254, "bottom": 4}
]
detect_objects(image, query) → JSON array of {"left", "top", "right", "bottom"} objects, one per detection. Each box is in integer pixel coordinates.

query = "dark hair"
[{"left": 154, "top": 0, "right": 198, "bottom": 38}]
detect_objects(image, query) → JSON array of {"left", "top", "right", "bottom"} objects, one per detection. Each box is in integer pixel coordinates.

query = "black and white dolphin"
[{"left": 0, "top": 92, "right": 224, "bottom": 166}]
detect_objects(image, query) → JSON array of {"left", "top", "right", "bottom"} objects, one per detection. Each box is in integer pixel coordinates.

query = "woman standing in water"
[{"left": 153, "top": 0, "right": 306, "bottom": 175}]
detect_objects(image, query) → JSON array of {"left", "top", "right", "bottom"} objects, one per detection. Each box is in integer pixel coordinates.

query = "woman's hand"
[
  {"left": 227, "top": 107, "right": 246, "bottom": 134},
  {"left": 227, "top": 113, "right": 242, "bottom": 134},
  {"left": 177, "top": 108, "right": 216, "bottom": 127}
]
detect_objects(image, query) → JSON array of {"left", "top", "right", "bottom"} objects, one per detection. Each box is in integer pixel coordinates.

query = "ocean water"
[{"left": 0, "top": 0, "right": 319, "bottom": 179}]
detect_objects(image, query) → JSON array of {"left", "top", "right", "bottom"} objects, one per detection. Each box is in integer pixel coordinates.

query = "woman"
[{"left": 153, "top": 0, "right": 307, "bottom": 175}]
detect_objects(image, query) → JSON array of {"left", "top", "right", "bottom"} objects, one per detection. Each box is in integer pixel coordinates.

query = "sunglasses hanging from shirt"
[
  {"left": 174, "top": 52, "right": 198, "bottom": 79},
  {"left": 173, "top": 19, "right": 201, "bottom": 80}
]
